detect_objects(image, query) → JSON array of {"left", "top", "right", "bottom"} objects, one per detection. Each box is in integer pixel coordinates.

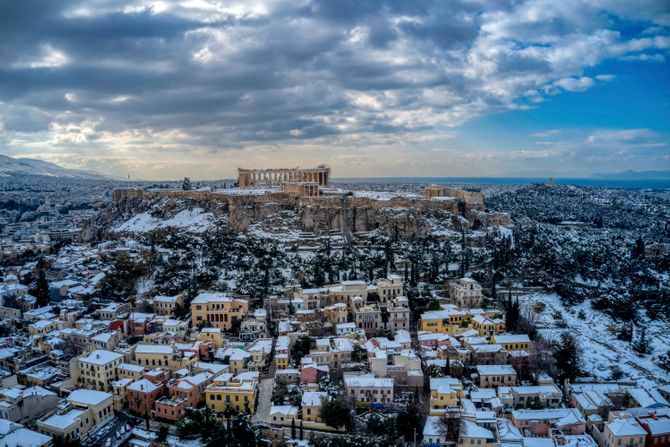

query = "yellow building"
[
  {"left": 323, "top": 303, "right": 348, "bottom": 325},
  {"left": 301, "top": 391, "right": 328, "bottom": 423},
  {"left": 490, "top": 334, "right": 531, "bottom": 351},
  {"left": 419, "top": 309, "right": 469, "bottom": 334},
  {"left": 37, "top": 389, "right": 114, "bottom": 441},
  {"left": 133, "top": 344, "right": 196, "bottom": 372},
  {"left": 429, "top": 377, "right": 464, "bottom": 415},
  {"left": 111, "top": 378, "right": 132, "bottom": 411},
  {"left": 476, "top": 365, "right": 517, "bottom": 388},
  {"left": 78, "top": 350, "right": 123, "bottom": 392},
  {"left": 205, "top": 372, "right": 258, "bottom": 414},
  {"left": 117, "top": 363, "right": 146, "bottom": 380},
  {"left": 191, "top": 292, "right": 249, "bottom": 332},
  {"left": 275, "top": 353, "right": 289, "bottom": 370},
  {"left": 153, "top": 293, "right": 186, "bottom": 316},
  {"left": 472, "top": 316, "right": 506, "bottom": 336},
  {"left": 196, "top": 327, "right": 224, "bottom": 349}
]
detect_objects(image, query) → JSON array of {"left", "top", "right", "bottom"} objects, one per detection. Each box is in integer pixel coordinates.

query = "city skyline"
[{"left": 1, "top": 0, "right": 669, "bottom": 180}]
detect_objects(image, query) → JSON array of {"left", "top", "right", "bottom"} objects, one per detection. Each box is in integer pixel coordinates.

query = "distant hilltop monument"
[
  {"left": 237, "top": 165, "right": 330, "bottom": 187},
  {"left": 237, "top": 165, "right": 331, "bottom": 197}
]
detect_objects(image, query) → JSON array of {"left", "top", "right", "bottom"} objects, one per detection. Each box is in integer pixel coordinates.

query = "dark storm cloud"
[{"left": 0, "top": 0, "right": 668, "bottom": 158}]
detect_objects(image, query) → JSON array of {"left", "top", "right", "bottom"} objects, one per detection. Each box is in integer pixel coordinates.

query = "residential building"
[
  {"left": 153, "top": 293, "right": 185, "bottom": 316},
  {"left": 490, "top": 334, "right": 531, "bottom": 352},
  {"left": 0, "top": 386, "right": 58, "bottom": 424},
  {"left": 133, "top": 344, "right": 196, "bottom": 372},
  {"left": 430, "top": 377, "right": 464, "bottom": 415},
  {"left": 205, "top": 372, "right": 258, "bottom": 414},
  {"left": 450, "top": 278, "right": 483, "bottom": 308},
  {"left": 0, "top": 419, "right": 52, "bottom": 447},
  {"left": 497, "top": 384, "right": 563, "bottom": 409},
  {"left": 301, "top": 391, "right": 327, "bottom": 423},
  {"left": 190, "top": 293, "right": 249, "bottom": 332},
  {"left": 127, "top": 378, "right": 164, "bottom": 417},
  {"left": 604, "top": 419, "right": 647, "bottom": 447},
  {"left": 476, "top": 365, "right": 518, "bottom": 388},
  {"left": 78, "top": 350, "right": 123, "bottom": 391},
  {"left": 344, "top": 375, "right": 394, "bottom": 404},
  {"left": 511, "top": 408, "right": 586, "bottom": 436}
]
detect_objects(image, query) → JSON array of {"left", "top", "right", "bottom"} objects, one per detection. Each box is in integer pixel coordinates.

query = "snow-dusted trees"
[{"left": 182, "top": 177, "right": 192, "bottom": 190}]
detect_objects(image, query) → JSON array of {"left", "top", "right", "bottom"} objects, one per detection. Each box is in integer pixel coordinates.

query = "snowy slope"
[
  {"left": 113, "top": 208, "right": 215, "bottom": 233},
  {"left": 0, "top": 154, "right": 110, "bottom": 179},
  {"left": 520, "top": 293, "right": 670, "bottom": 387}
]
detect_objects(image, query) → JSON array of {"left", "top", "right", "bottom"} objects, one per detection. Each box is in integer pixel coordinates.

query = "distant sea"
[{"left": 331, "top": 177, "right": 670, "bottom": 190}]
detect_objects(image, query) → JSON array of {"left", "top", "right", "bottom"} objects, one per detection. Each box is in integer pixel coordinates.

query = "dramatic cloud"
[{"left": 0, "top": 0, "right": 668, "bottom": 178}]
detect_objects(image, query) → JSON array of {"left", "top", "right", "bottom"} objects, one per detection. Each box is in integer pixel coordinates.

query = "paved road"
[{"left": 252, "top": 378, "right": 274, "bottom": 424}]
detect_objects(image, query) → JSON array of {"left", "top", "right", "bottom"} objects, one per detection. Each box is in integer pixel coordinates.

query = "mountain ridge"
[
  {"left": 591, "top": 169, "right": 670, "bottom": 180},
  {"left": 0, "top": 154, "right": 113, "bottom": 180}
]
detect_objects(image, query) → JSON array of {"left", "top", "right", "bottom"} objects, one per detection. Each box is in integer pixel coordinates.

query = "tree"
[
  {"left": 632, "top": 325, "right": 651, "bottom": 354},
  {"left": 300, "top": 419, "right": 304, "bottom": 440},
  {"left": 291, "top": 418, "right": 296, "bottom": 439},
  {"left": 157, "top": 424, "right": 169, "bottom": 442},
  {"left": 505, "top": 292, "right": 520, "bottom": 333},
  {"left": 552, "top": 333, "right": 581, "bottom": 382},
  {"left": 197, "top": 320, "right": 213, "bottom": 331},
  {"left": 657, "top": 351, "right": 670, "bottom": 371},
  {"left": 182, "top": 177, "right": 193, "bottom": 190},
  {"left": 426, "top": 364, "right": 442, "bottom": 378},
  {"left": 632, "top": 236, "right": 645, "bottom": 259},
  {"left": 395, "top": 399, "right": 425, "bottom": 442},
  {"left": 272, "top": 382, "right": 288, "bottom": 405},
  {"left": 351, "top": 344, "right": 368, "bottom": 362},
  {"left": 367, "top": 413, "right": 396, "bottom": 438},
  {"left": 320, "top": 395, "right": 353, "bottom": 430},
  {"left": 53, "top": 436, "right": 81, "bottom": 447},
  {"left": 35, "top": 268, "right": 50, "bottom": 307},
  {"left": 98, "top": 253, "right": 147, "bottom": 300},
  {"left": 292, "top": 335, "right": 311, "bottom": 364}
]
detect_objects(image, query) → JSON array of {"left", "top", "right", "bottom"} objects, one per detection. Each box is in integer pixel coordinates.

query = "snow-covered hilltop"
[
  {"left": 0, "top": 154, "right": 111, "bottom": 180},
  {"left": 81, "top": 184, "right": 510, "bottom": 244}
]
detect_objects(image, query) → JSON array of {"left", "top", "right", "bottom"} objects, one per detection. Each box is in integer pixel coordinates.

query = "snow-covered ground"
[
  {"left": 519, "top": 293, "right": 670, "bottom": 387},
  {"left": 351, "top": 190, "right": 420, "bottom": 201},
  {"left": 113, "top": 208, "right": 214, "bottom": 233},
  {"left": 216, "top": 187, "right": 281, "bottom": 195}
]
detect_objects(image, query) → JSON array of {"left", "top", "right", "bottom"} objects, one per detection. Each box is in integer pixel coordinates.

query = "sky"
[{"left": 0, "top": 0, "right": 669, "bottom": 180}]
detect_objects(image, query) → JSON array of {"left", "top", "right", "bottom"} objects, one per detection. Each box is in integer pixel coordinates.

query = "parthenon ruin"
[{"left": 237, "top": 165, "right": 331, "bottom": 188}]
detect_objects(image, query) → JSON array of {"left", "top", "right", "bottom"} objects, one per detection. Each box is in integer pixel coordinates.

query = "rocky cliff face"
[{"left": 81, "top": 188, "right": 466, "bottom": 242}]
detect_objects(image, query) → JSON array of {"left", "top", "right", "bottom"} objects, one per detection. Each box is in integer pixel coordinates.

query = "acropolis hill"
[{"left": 83, "top": 166, "right": 510, "bottom": 242}]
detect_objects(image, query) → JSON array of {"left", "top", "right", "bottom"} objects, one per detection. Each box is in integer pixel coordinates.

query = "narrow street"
[{"left": 252, "top": 378, "right": 274, "bottom": 424}]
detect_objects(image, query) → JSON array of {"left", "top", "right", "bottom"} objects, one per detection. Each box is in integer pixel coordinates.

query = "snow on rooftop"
[
  {"left": 344, "top": 375, "right": 393, "bottom": 388},
  {"left": 80, "top": 349, "right": 122, "bottom": 365},
  {"left": 135, "top": 344, "right": 175, "bottom": 355},
  {"left": 68, "top": 388, "right": 112, "bottom": 406},
  {"left": 607, "top": 418, "right": 647, "bottom": 437}
]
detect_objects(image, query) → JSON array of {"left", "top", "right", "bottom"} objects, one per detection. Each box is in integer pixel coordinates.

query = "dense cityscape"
[
  {"left": 0, "top": 162, "right": 668, "bottom": 447},
  {"left": 1, "top": 0, "right": 669, "bottom": 446}
]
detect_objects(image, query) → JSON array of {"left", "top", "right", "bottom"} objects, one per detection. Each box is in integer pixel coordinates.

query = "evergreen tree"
[
  {"left": 505, "top": 291, "right": 519, "bottom": 333},
  {"left": 552, "top": 333, "right": 581, "bottom": 382},
  {"left": 299, "top": 419, "right": 304, "bottom": 440},
  {"left": 632, "top": 236, "right": 645, "bottom": 259},
  {"left": 320, "top": 396, "right": 353, "bottom": 430},
  {"left": 182, "top": 177, "right": 192, "bottom": 190},
  {"left": 35, "top": 268, "right": 50, "bottom": 307},
  {"left": 291, "top": 418, "right": 296, "bottom": 439},
  {"left": 633, "top": 325, "right": 651, "bottom": 354}
]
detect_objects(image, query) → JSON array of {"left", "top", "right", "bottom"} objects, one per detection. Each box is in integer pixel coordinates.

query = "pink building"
[{"left": 300, "top": 363, "right": 329, "bottom": 383}]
